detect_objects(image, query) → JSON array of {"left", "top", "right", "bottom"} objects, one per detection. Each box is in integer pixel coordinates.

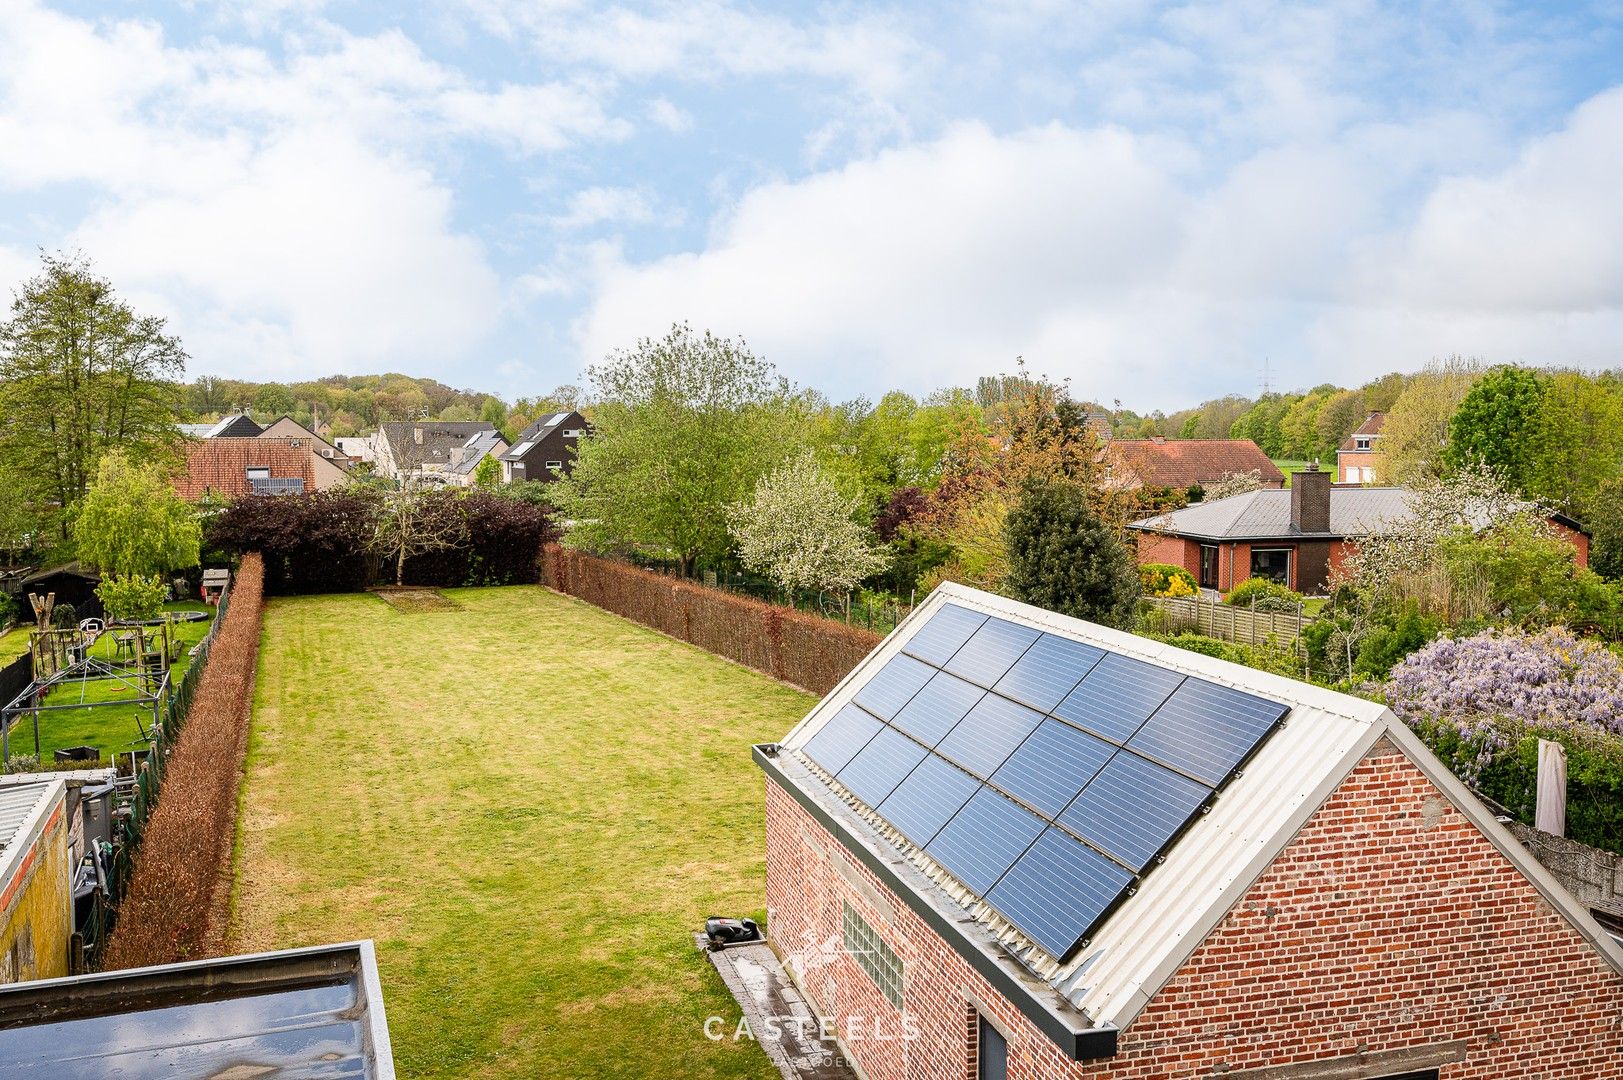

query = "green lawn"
[
  {"left": 3, "top": 603, "right": 215, "bottom": 764},
  {"left": 231, "top": 586, "right": 814, "bottom": 1080}
]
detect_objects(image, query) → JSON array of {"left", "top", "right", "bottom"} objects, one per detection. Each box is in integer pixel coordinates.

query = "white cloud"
[
  {"left": 647, "top": 97, "right": 693, "bottom": 134},
  {"left": 577, "top": 91, "right": 1623, "bottom": 404},
  {"left": 549, "top": 187, "right": 659, "bottom": 229}
]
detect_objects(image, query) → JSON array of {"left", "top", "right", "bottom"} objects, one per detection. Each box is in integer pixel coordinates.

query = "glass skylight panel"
[
  {"left": 891, "top": 671, "right": 985, "bottom": 747},
  {"left": 935, "top": 694, "right": 1043, "bottom": 777},
  {"left": 903, "top": 604, "right": 987, "bottom": 666},
  {"left": 993, "top": 634, "right": 1105, "bottom": 713},
  {"left": 925, "top": 788, "right": 1045, "bottom": 895},
  {"left": 1058, "top": 752, "right": 1211, "bottom": 872},
  {"left": 990, "top": 719, "right": 1116, "bottom": 818},
  {"left": 984, "top": 827, "right": 1135, "bottom": 960},
  {"left": 853, "top": 654, "right": 936, "bottom": 720},
  {"left": 837, "top": 727, "right": 929, "bottom": 808},
  {"left": 1126, "top": 678, "right": 1290, "bottom": 786},
  {"left": 801, "top": 704, "right": 882, "bottom": 776},
  {"left": 944, "top": 617, "right": 1040, "bottom": 687},
  {"left": 876, "top": 756, "right": 982, "bottom": 848},
  {"left": 1053, "top": 653, "right": 1185, "bottom": 744}
]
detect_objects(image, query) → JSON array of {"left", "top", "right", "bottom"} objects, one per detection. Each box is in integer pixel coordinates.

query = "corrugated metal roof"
[
  {"left": 773, "top": 583, "right": 1623, "bottom": 1036},
  {"left": 0, "top": 782, "right": 57, "bottom": 855}
]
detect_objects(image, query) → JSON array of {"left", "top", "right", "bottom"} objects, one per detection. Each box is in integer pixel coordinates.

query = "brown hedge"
[
  {"left": 103, "top": 552, "right": 265, "bottom": 970},
  {"left": 542, "top": 545, "right": 880, "bottom": 695}
]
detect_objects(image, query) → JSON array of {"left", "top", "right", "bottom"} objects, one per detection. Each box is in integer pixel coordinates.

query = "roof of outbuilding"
[
  {"left": 760, "top": 583, "right": 1623, "bottom": 1048},
  {"left": 1339, "top": 411, "right": 1387, "bottom": 452},
  {"left": 1105, "top": 439, "right": 1285, "bottom": 489},
  {"left": 0, "top": 781, "right": 64, "bottom": 892},
  {"left": 174, "top": 438, "right": 315, "bottom": 500},
  {"left": 1129, "top": 485, "right": 1415, "bottom": 540}
]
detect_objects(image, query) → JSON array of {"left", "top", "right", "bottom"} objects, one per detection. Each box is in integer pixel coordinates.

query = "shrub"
[
  {"left": 1144, "top": 631, "right": 1302, "bottom": 678},
  {"left": 49, "top": 602, "right": 77, "bottom": 629},
  {"left": 104, "top": 553, "right": 265, "bottom": 969},
  {"left": 1224, "top": 577, "right": 1303, "bottom": 611},
  {"left": 542, "top": 545, "right": 877, "bottom": 695},
  {"left": 1139, "top": 562, "right": 1198, "bottom": 598},
  {"left": 0, "top": 591, "right": 15, "bottom": 628},
  {"left": 1005, "top": 475, "right": 1139, "bottom": 629}
]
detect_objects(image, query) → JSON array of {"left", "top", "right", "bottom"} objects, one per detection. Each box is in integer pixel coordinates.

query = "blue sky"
[{"left": 1, "top": 1, "right": 1621, "bottom": 411}]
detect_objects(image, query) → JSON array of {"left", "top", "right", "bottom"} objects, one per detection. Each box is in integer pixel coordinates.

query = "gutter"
[{"left": 754, "top": 744, "right": 1120, "bottom": 1062}]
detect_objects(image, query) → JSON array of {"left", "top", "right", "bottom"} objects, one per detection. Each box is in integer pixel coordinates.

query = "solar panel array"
[{"left": 800, "top": 602, "right": 1289, "bottom": 961}]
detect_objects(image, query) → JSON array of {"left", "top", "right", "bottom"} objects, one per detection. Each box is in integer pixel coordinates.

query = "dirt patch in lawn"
[{"left": 372, "top": 587, "right": 460, "bottom": 613}]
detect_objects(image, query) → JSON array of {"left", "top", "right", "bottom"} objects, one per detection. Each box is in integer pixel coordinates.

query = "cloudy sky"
[{"left": 1, "top": 1, "right": 1620, "bottom": 409}]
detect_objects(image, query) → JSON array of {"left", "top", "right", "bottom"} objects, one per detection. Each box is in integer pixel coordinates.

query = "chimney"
[
  {"left": 414, "top": 427, "right": 424, "bottom": 445},
  {"left": 1291, "top": 460, "right": 1331, "bottom": 532}
]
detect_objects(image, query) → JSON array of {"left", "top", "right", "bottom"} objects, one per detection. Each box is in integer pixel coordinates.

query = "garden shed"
[
  {"left": 0, "top": 779, "right": 71, "bottom": 985},
  {"left": 755, "top": 583, "right": 1623, "bottom": 1079}
]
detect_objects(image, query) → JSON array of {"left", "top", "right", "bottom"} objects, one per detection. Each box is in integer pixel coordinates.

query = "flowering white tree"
[
  {"left": 729, "top": 453, "right": 890, "bottom": 602},
  {"left": 1203, "top": 469, "right": 1264, "bottom": 501}
]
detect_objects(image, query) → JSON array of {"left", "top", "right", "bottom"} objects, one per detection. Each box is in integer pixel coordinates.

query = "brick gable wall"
[{"left": 763, "top": 739, "right": 1623, "bottom": 1079}]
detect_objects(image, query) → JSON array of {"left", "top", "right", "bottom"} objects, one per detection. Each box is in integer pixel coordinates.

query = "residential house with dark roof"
[
  {"left": 177, "top": 411, "right": 263, "bottom": 440},
  {"left": 174, "top": 438, "right": 324, "bottom": 500},
  {"left": 499, "top": 410, "right": 589, "bottom": 484},
  {"left": 369, "top": 422, "right": 505, "bottom": 485},
  {"left": 1100, "top": 437, "right": 1284, "bottom": 494},
  {"left": 1130, "top": 465, "right": 1590, "bottom": 594},
  {"left": 755, "top": 583, "right": 1623, "bottom": 1078},
  {"left": 1337, "top": 411, "right": 1387, "bottom": 484}
]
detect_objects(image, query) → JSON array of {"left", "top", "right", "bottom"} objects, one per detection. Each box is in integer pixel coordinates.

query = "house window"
[
  {"left": 1250, "top": 548, "right": 1291, "bottom": 585},
  {"left": 977, "top": 1015, "right": 1008, "bottom": 1080},
  {"left": 1355, "top": 436, "right": 1371, "bottom": 450},
  {"left": 545, "top": 460, "right": 564, "bottom": 470},
  {"left": 1370, "top": 1073, "right": 1438, "bottom": 1080},
  {"left": 841, "top": 901, "right": 903, "bottom": 1009},
  {"left": 245, "top": 467, "right": 270, "bottom": 481},
  {"left": 1199, "top": 544, "right": 1219, "bottom": 589},
  {"left": 563, "top": 428, "right": 584, "bottom": 437}
]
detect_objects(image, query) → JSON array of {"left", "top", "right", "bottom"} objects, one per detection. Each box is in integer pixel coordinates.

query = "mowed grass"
[{"left": 232, "top": 586, "right": 815, "bottom": 1080}]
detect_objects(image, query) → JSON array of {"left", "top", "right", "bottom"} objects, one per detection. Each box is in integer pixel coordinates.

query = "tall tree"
[
  {"left": 1444, "top": 366, "right": 1548, "bottom": 490},
  {"left": 551, "top": 324, "right": 806, "bottom": 574},
  {"left": 73, "top": 451, "right": 202, "bottom": 578},
  {"left": 1004, "top": 475, "right": 1139, "bottom": 628},
  {"left": 1379, "top": 355, "right": 1482, "bottom": 483},
  {"left": 0, "top": 253, "right": 185, "bottom": 537}
]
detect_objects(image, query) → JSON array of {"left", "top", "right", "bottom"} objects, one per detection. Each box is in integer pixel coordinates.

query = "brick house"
[
  {"left": 1101, "top": 438, "right": 1284, "bottom": 495},
  {"left": 754, "top": 584, "right": 1623, "bottom": 1079},
  {"left": 174, "top": 438, "right": 319, "bottom": 500},
  {"left": 1129, "top": 467, "right": 1590, "bottom": 595},
  {"left": 1337, "top": 412, "right": 1387, "bottom": 484}
]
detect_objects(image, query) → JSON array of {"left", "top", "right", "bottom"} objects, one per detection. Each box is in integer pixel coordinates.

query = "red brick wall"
[
  {"left": 1550, "top": 520, "right": 1591, "bottom": 569},
  {"left": 1134, "top": 534, "right": 1200, "bottom": 581},
  {"left": 764, "top": 740, "right": 1623, "bottom": 1079}
]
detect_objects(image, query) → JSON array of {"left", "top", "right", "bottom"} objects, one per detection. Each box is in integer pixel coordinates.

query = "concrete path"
[{"left": 698, "top": 935, "right": 858, "bottom": 1080}]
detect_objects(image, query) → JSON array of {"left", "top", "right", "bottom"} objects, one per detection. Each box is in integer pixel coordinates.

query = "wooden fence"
[{"left": 1143, "top": 595, "right": 1312, "bottom": 648}]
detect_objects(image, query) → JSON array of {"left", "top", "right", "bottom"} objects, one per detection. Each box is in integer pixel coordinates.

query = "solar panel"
[
  {"left": 904, "top": 604, "right": 987, "bottom": 665},
  {"left": 993, "top": 634, "right": 1105, "bottom": 713},
  {"left": 925, "top": 788, "right": 1046, "bottom": 894},
  {"left": 891, "top": 671, "right": 985, "bottom": 747},
  {"left": 990, "top": 719, "right": 1116, "bottom": 818},
  {"left": 792, "top": 596, "right": 1293, "bottom": 964},
  {"left": 801, "top": 704, "right": 881, "bottom": 775},
  {"left": 945, "top": 617, "right": 1040, "bottom": 687},
  {"left": 984, "top": 828, "right": 1135, "bottom": 959},
  {"left": 1058, "top": 752, "right": 1210, "bottom": 872},
  {"left": 837, "top": 727, "right": 929, "bottom": 808},
  {"left": 1126, "top": 678, "right": 1290, "bottom": 786},
  {"left": 853, "top": 654, "right": 936, "bottom": 720},
  {"left": 876, "top": 756, "right": 981, "bottom": 847},
  {"left": 935, "top": 694, "right": 1043, "bottom": 777},
  {"left": 1053, "top": 653, "right": 1185, "bottom": 744}
]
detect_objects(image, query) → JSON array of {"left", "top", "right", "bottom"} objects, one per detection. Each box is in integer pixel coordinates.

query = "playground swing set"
[{"left": 1, "top": 590, "right": 192, "bottom": 771}]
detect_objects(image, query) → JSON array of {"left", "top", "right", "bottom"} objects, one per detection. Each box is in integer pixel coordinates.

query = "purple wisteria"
[{"left": 1385, "top": 628, "right": 1623, "bottom": 757}]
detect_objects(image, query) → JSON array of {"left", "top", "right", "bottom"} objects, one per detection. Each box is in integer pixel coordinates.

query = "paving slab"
[{"left": 698, "top": 935, "right": 858, "bottom": 1080}]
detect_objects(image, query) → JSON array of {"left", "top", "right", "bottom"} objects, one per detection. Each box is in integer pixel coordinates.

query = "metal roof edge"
[
  {"left": 754, "top": 744, "right": 1120, "bottom": 1061},
  {"left": 1106, "top": 720, "right": 1391, "bottom": 1029},
  {"left": 1377, "top": 715, "right": 1623, "bottom": 977},
  {"left": 0, "top": 779, "right": 66, "bottom": 887}
]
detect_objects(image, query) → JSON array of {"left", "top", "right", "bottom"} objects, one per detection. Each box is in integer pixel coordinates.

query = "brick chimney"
[{"left": 1291, "top": 461, "right": 1331, "bottom": 533}]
